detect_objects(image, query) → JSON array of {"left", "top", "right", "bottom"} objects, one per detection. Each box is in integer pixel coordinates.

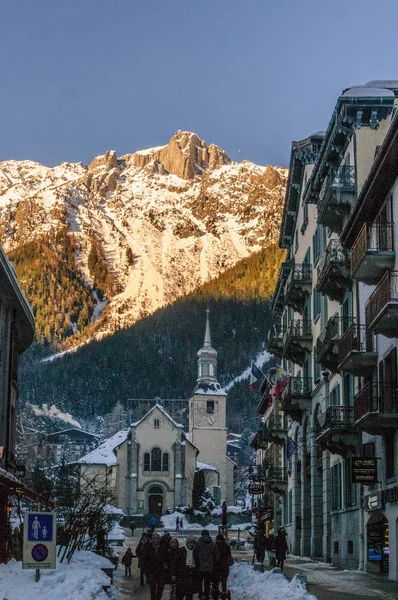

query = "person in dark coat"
[
  {"left": 160, "top": 530, "right": 171, "bottom": 553},
  {"left": 253, "top": 531, "right": 266, "bottom": 563},
  {"left": 143, "top": 532, "right": 169, "bottom": 600},
  {"left": 274, "top": 528, "right": 288, "bottom": 571},
  {"left": 136, "top": 531, "right": 150, "bottom": 584},
  {"left": 121, "top": 546, "right": 134, "bottom": 576},
  {"left": 265, "top": 534, "right": 276, "bottom": 567},
  {"left": 193, "top": 530, "right": 219, "bottom": 600},
  {"left": 175, "top": 516, "right": 180, "bottom": 532},
  {"left": 171, "top": 536, "right": 199, "bottom": 600},
  {"left": 212, "top": 534, "right": 232, "bottom": 599},
  {"left": 130, "top": 520, "right": 136, "bottom": 536},
  {"left": 10, "top": 527, "right": 22, "bottom": 561},
  {"left": 165, "top": 538, "right": 180, "bottom": 584}
]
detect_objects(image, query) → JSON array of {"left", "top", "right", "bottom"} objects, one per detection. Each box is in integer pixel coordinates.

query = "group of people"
[
  {"left": 253, "top": 527, "right": 289, "bottom": 571},
  {"left": 123, "top": 528, "right": 233, "bottom": 600}
]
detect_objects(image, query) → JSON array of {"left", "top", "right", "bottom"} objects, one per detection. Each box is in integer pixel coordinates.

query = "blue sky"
[{"left": 1, "top": 0, "right": 397, "bottom": 168}]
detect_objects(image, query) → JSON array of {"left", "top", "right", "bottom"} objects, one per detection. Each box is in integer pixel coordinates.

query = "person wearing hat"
[
  {"left": 171, "top": 536, "right": 199, "bottom": 600},
  {"left": 136, "top": 531, "right": 150, "bottom": 585},
  {"left": 274, "top": 528, "right": 288, "bottom": 571},
  {"left": 193, "top": 530, "right": 219, "bottom": 600},
  {"left": 212, "top": 534, "right": 233, "bottom": 599}
]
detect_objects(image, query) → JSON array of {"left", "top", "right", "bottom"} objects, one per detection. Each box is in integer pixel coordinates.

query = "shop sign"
[
  {"left": 248, "top": 483, "right": 265, "bottom": 495},
  {"left": 382, "top": 485, "right": 398, "bottom": 504},
  {"left": 367, "top": 521, "right": 384, "bottom": 562},
  {"left": 365, "top": 491, "right": 382, "bottom": 511},
  {"left": 351, "top": 457, "right": 377, "bottom": 485}
]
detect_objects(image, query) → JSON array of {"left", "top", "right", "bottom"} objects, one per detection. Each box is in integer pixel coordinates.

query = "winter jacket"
[
  {"left": 214, "top": 539, "right": 232, "bottom": 576},
  {"left": 136, "top": 536, "right": 149, "bottom": 569},
  {"left": 142, "top": 543, "right": 169, "bottom": 578},
  {"left": 122, "top": 548, "right": 133, "bottom": 567},
  {"left": 193, "top": 535, "right": 219, "bottom": 572},
  {"left": 274, "top": 534, "right": 288, "bottom": 560},
  {"left": 171, "top": 546, "right": 198, "bottom": 578}
]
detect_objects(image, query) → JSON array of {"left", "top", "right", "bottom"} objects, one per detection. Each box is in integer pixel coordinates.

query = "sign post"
[{"left": 23, "top": 512, "right": 56, "bottom": 580}]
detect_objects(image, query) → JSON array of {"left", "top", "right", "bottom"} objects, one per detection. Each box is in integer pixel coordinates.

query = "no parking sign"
[{"left": 23, "top": 512, "right": 57, "bottom": 570}]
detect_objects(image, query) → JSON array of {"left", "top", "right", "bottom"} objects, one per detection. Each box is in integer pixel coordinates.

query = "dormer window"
[{"left": 154, "top": 418, "right": 160, "bottom": 429}]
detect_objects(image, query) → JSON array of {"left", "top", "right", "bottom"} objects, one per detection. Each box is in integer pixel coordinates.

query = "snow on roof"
[
  {"left": 46, "top": 427, "right": 99, "bottom": 439},
  {"left": 365, "top": 80, "right": 398, "bottom": 90},
  {"left": 0, "top": 466, "right": 20, "bottom": 484},
  {"left": 131, "top": 403, "right": 183, "bottom": 429},
  {"left": 196, "top": 461, "right": 218, "bottom": 471},
  {"left": 194, "top": 386, "right": 226, "bottom": 396},
  {"left": 77, "top": 430, "right": 129, "bottom": 466},
  {"left": 342, "top": 86, "right": 394, "bottom": 98}
]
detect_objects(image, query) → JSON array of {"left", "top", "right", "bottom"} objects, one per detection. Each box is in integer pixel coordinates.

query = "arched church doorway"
[
  {"left": 148, "top": 486, "right": 163, "bottom": 515},
  {"left": 367, "top": 511, "right": 389, "bottom": 573}
]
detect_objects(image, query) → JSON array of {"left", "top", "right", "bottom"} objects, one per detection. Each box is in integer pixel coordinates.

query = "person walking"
[
  {"left": 175, "top": 516, "right": 180, "bottom": 532},
  {"left": 121, "top": 546, "right": 134, "bottom": 577},
  {"left": 253, "top": 530, "right": 266, "bottom": 563},
  {"left": 143, "top": 532, "right": 168, "bottom": 600},
  {"left": 274, "top": 528, "right": 288, "bottom": 571},
  {"left": 193, "top": 530, "right": 219, "bottom": 600},
  {"left": 160, "top": 530, "right": 171, "bottom": 553},
  {"left": 171, "top": 536, "right": 198, "bottom": 600},
  {"left": 166, "top": 538, "right": 180, "bottom": 584},
  {"left": 150, "top": 515, "right": 157, "bottom": 532},
  {"left": 10, "top": 527, "right": 22, "bottom": 561},
  {"left": 136, "top": 531, "right": 150, "bottom": 585},
  {"left": 212, "top": 534, "right": 232, "bottom": 600},
  {"left": 130, "top": 519, "right": 136, "bottom": 537}
]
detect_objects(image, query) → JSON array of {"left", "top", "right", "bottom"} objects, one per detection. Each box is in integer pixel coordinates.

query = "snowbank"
[
  {"left": 107, "top": 522, "right": 126, "bottom": 542},
  {"left": 229, "top": 562, "right": 317, "bottom": 600},
  {"left": 0, "top": 550, "right": 113, "bottom": 600}
]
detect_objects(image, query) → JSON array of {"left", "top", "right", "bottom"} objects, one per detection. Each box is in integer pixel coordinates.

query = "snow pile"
[
  {"left": 0, "top": 550, "right": 113, "bottom": 600},
  {"left": 107, "top": 522, "right": 125, "bottom": 542},
  {"left": 229, "top": 562, "right": 317, "bottom": 600},
  {"left": 161, "top": 511, "right": 218, "bottom": 531}
]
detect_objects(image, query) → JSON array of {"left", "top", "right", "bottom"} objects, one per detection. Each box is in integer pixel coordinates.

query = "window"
[
  {"left": 385, "top": 431, "right": 395, "bottom": 479},
  {"left": 363, "top": 442, "right": 375, "bottom": 458},
  {"left": 331, "top": 463, "right": 342, "bottom": 510},
  {"left": 330, "top": 384, "right": 341, "bottom": 407},
  {"left": 154, "top": 418, "right": 160, "bottom": 429},
  {"left": 162, "top": 453, "right": 169, "bottom": 472},
  {"left": 313, "top": 348, "right": 321, "bottom": 384},
  {"left": 151, "top": 447, "right": 162, "bottom": 471},
  {"left": 334, "top": 541, "right": 339, "bottom": 554},
  {"left": 312, "top": 225, "right": 323, "bottom": 266},
  {"left": 344, "top": 457, "right": 357, "bottom": 507},
  {"left": 347, "top": 541, "right": 353, "bottom": 555},
  {"left": 288, "top": 490, "right": 292, "bottom": 523},
  {"left": 343, "top": 375, "right": 354, "bottom": 407},
  {"left": 313, "top": 290, "right": 321, "bottom": 322},
  {"left": 206, "top": 400, "right": 215, "bottom": 414},
  {"left": 144, "top": 453, "right": 150, "bottom": 472},
  {"left": 202, "top": 364, "right": 209, "bottom": 377}
]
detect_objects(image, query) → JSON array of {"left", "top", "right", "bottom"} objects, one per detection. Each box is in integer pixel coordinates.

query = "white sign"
[{"left": 23, "top": 511, "right": 57, "bottom": 570}]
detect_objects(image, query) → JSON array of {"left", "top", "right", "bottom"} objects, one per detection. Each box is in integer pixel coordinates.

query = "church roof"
[
  {"left": 76, "top": 430, "right": 129, "bottom": 466},
  {"left": 131, "top": 403, "right": 184, "bottom": 429}
]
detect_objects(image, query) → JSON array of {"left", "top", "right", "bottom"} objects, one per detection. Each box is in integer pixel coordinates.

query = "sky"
[{"left": 1, "top": 0, "right": 398, "bottom": 168}]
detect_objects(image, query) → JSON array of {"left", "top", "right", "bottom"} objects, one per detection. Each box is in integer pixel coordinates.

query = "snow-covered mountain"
[{"left": 0, "top": 131, "right": 287, "bottom": 339}]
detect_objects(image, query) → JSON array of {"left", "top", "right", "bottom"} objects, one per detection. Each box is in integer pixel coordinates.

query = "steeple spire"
[{"left": 196, "top": 310, "right": 218, "bottom": 387}]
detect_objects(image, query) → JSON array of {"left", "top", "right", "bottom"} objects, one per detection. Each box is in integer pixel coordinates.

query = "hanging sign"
[
  {"left": 23, "top": 512, "right": 57, "bottom": 570},
  {"left": 351, "top": 457, "right": 377, "bottom": 485},
  {"left": 248, "top": 483, "right": 265, "bottom": 495}
]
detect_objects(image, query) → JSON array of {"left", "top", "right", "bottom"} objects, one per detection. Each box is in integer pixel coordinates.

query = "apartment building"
[{"left": 259, "top": 81, "right": 398, "bottom": 580}]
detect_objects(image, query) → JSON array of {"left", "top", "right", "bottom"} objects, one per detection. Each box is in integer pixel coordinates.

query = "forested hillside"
[{"left": 19, "top": 245, "right": 284, "bottom": 430}]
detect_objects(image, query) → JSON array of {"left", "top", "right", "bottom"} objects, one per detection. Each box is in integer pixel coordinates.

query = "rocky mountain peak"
[{"left": 131, "top": 131, "right": 231, "bottom": 180}]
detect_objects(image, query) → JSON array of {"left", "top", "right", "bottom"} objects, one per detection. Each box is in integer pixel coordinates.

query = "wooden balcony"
[
  {"left": 283, "top": 319, "right": 312, "bottom": 365},
  {"left": 284, "top": 263, "right": 312, "bottom": 313},
  {"left": 351, "top": 222, "right": 395, "bottom": 284},
  {"left": 316, "top": 240, "right": 350, "bottom": 302},
  {"left": 366, "top": 271, "right": 398, "bottom": 337},
  {"left": 266, "top": 466, "right": 288, "bottom": 495},
  {"left": 315, "top": 406, "right": 358, "bottom": 457},
  {"left": 338, "top": 324, "right": 377, "bottom": 376},
  {"left": 316, "top": 317, "right": 346, "bottom": 372},
  {"left": 280, "top": 377, "right": 312, "bottom": 423},
  {"left": 354, "top": 382, "right": 398, "bottom": 435},
  {"left": 267, "top": 324, "right": 284, "bottom": 358},
  {"left": 317, "top": 166, "right": 356, "bottom": 233}
]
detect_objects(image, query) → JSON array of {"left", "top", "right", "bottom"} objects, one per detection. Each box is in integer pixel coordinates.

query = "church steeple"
[{"left": 197, "top": 310, "right": 218, "bottom": 386}]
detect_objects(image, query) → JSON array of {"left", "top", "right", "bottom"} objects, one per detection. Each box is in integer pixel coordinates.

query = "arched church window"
[
  {"left": 162, "top": 453, "right": 169, "bottom": 472},
  {"left": 151, "top": 447, "right": 162, "bottom": 471},
  {"left": 144, "top": 453, "right": 150, "bottom": 472}
]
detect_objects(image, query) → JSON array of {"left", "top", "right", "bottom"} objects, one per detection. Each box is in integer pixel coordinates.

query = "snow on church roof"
[
  {"left": 131, "top": 403, "right": 183, "bottom": 429},
  {"left": 77, "top": 430, "right": 129, "bottom": 466}
]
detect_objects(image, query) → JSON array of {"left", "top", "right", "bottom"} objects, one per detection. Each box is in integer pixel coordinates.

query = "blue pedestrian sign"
[{"left": 27, "top": 513, "right": 54, "bottom": 542}]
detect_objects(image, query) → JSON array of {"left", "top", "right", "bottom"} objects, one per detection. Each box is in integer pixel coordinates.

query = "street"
[{"left": 112, "top": 529, "right": 398, "bottom": 600}]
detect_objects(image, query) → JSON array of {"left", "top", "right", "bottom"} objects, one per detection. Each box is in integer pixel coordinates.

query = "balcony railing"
[
  {"left": 266, "top": 467, "right": 288, "bottom": 482},
  {"left": 317, "top": 166, "right": 356, "bottom": 232},
  {"left": 284, "top": 264, "right": 312, "bottom": 313},
  {"left": 283, "top": 319, "right": 312, "bottom": 345},
  {"left": 355, "top": 382, "right": 398, "bottom": 420},
  {"left": 267, "top": 324, "right": 284, "bottom": 357},
  {"left": 286, "top": 376, "right": 312, "bottom": 396},
  {"left": 366, "top": 271, "right": 398, "bottom": 336},
  {"left": 322, "top": 405, "right": 355, "bottom": 429},
  {"left": 316, "top": 240, "right": 350, "bottom": 301},
  {"left": 351, "top": 222, "right": 394, "bottom": 283},
  {"left": 283, "top": 320, "right": 312, "bottom": 365},
  {"left": 338, "top": 324, "right": 376, "bottom": 376}
]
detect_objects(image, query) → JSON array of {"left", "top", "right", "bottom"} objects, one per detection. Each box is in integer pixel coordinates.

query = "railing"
[
  {"left": 317, "top": 316, "right": 354, "bottom": 359},
  {"left": 366, "top": 271, "right": 398, "bottom": 326},
  {"left": 354, "top": 382, "right": 398, "bottom": 420},
  {"left": 284, "top": 376, "right": 312, "bottom": 396},
  {"left": 283, "top": 319, "right": 312, "bottom": 345},
  {"left": 322, "top": 405, "right": 355, "bottom": 429},
  {"left": 339, "top": 324, "right": 373, "bottom": 363},
  {"left": 351, "top": 222, "right": 394, "bottom": 276},
  {"left": 317, "top": 239, "right": 349, "bottom": 279},
  {"left": 291, "top": 263, "right": 312, "bottom": 282},
  {"left": 318, "top": 165, "right": 356, "bottom": 214},
  {"left": 266, "top": 467, "right": 287, "bottom": 482},
  {"left": 265, "top": 413, "right": 286, "bottom": 432}
]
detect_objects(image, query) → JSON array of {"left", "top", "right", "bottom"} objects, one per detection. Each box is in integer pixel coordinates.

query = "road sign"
[{"left": 23, "top": 511, "right": 56, "bottom": 570}]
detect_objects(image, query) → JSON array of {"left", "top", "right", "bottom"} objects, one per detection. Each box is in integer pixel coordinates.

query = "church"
[{"left": 77, "top": 312, "right": 236, "bottom": 514}]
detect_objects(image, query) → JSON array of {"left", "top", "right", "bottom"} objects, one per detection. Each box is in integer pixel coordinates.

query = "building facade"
[{"left": 258, "top": 81, "right": 398, "bottom": 580}]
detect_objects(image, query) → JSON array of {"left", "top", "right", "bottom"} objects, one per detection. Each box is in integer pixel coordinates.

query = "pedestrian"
[
  {"left": 143, "top": 532, "right": 169, "bottom": 600},
  {"left": 150, "top": 515, "right": 157, "bottom": 532},
  {"left": 265, "top": 533, "right": 276, "bottom": 567},
  {"left": 176, "top": 516, "right": 180, "bottom": 532},
  {"left": 212, "top": 534, "right": 233, "bottom": 600},
  {"left": 180, "top": 517, "right": 184, "bottom": 532},
  {"left": 10, "top": 527, "right": 22, "bottom": 561},
  {"left": 193, "top": 529, "right": 219, "bottom": 600},
  {"left": 136, "top": 531, "right": 150, "bottom": 585},
  {"left": 171, "top": 536, "right": 199, "bottom": 600},
  {"left": 253, "top": 530, "right": 266, "bottom": 563},
  {"left": 121, "top": 546, "right": 134, "bottom": 577},
  {"left": 130, "top": 519, "right": 136, "bottom": 537},
  {"left": 160, "top": 530, "right": 171, "bottom": 553},
  {"left": 274, "top": 528, "right": 288, "bottom": 571},
  {"left": 165, "top": 537, "right": 180, "bottom": 583}
]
